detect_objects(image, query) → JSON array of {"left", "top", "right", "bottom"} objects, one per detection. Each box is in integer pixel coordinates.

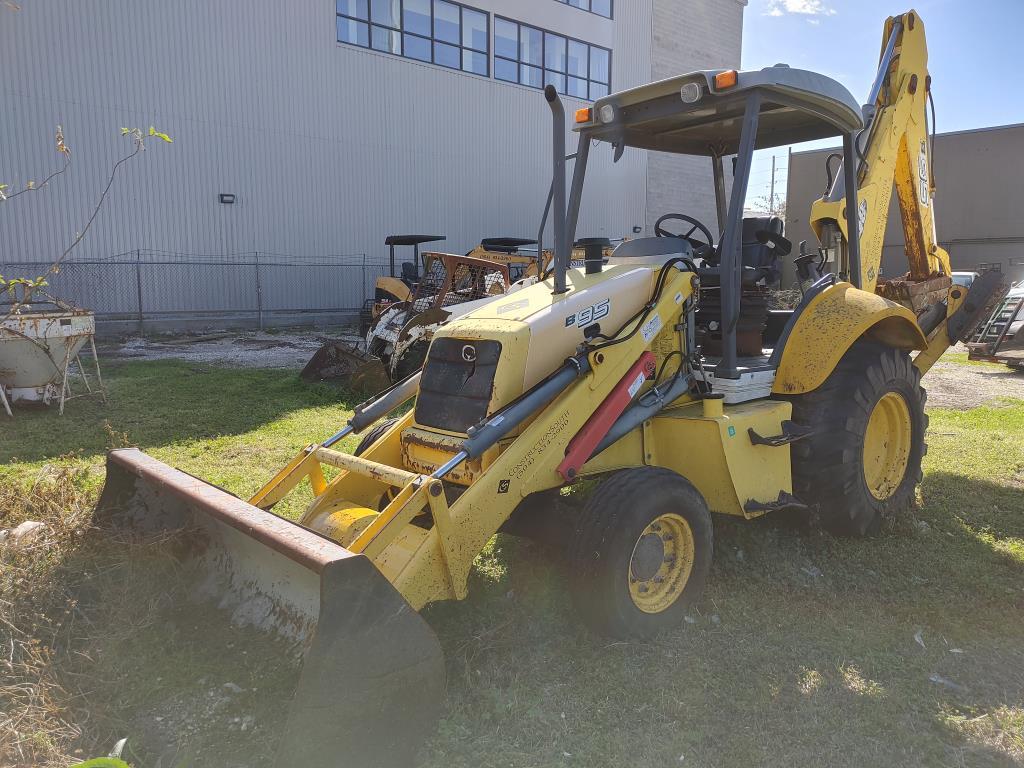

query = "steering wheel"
[{"left": 654, "top": 213, "right": 715, "bottom": 260}]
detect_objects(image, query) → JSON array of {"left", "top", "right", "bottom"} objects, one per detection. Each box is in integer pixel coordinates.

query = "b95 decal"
[{"left": 565, "top": 298, "right": 610, "bottom": 328}]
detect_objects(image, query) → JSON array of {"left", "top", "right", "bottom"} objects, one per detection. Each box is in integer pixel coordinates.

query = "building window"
[
  {"left": 494, "top": 17, "right": 610, "bottom": 99},
  {"left": 554, "top": 0, "right": 612, "bottom": 19},
  {"left": 337, "top": 0, "right": 489, "bottom": 76}
]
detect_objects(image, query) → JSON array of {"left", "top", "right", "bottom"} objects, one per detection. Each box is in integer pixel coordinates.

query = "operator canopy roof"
[
  {"left": 384, "top": 234, "right": 446, "bottom": 246},
  {"left": 576, "top": 65, "right": 863, "bottom": 155}
]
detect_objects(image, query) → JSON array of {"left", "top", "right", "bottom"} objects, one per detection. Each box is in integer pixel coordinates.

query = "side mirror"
[{"left": 755, "top": 229, "right": 793, "bottom": 257}]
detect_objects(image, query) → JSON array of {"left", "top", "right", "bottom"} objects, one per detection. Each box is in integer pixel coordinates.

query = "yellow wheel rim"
[
  {"left": 627, "top": 513, "right": 695, "bottom": 614},
  {"left": 863, "top": 391, "right": 912, "bottom": 500}
]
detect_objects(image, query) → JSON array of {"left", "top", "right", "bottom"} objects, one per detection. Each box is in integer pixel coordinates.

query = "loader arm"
[{"left": 292, "top": 264, "right": 698, "bottom": 608}]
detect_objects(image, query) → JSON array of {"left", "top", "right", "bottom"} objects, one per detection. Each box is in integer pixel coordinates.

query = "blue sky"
[{"left": 741, "top": 0, "right": 1024, "bottom": 208}]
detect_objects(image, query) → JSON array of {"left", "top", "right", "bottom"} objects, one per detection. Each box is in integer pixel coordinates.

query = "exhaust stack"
[{"left": 545, "top": 85, "right": 569, "bottom": 294}]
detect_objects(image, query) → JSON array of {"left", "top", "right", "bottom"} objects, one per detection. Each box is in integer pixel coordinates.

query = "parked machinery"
[
  {"left": 968, "top": 279, "right": 1024, "bottom": 369},
  {"left": 361, "top": 234, "right": 446, "bottom": 334},
  {"left": 94, "top": 11, "right": 1006, "bottom": 766}
]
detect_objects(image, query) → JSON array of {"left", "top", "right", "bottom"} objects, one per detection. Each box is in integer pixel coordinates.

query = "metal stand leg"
[
  {"left": 76, "top": 354, "right": 93, "bottom": 393},
  {"left": 90, "top": 336, "right": 106, "bottom": 403},
  {"left": 58, "top": 349, "right": 71, "bottom": 416},
  {"left": 0, "top": 386, "right": 11, "bottom": 418}
]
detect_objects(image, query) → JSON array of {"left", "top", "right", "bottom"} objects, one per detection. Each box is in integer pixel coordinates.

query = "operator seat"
[
  {"left": 699, "top": 216, "right": 784, "bottom": 288},
  {"left": 400, "top": 261, "right": 419, "bottom": 285}
]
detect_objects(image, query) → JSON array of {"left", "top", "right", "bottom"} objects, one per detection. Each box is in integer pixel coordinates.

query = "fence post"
[
  {"left": 361, "top": 253, "right": 368, "bottom": 313},
  {"left": 135, "top": 249, "right": 144, "bottom": 337},
  {"left": 254, "top": 251, "right": 264, "bottom": 331}
]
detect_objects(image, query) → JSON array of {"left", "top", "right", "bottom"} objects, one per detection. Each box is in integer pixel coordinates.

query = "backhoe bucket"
[
  {"left": 301, "top": 340, "right": 392, "bottom": 393},
  {"left": 94, "top": 448, "right": 445, "bottom": 767}
]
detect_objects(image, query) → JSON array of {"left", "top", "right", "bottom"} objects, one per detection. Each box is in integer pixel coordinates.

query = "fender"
[{"left": 772, "top": 282, "right": 927, "bottom": 395}]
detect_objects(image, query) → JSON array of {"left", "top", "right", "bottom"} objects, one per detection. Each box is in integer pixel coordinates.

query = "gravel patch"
[
  {"left": 109, "top": 330, "right": 364, "bottom": 369},
  {"left": 924, "top": 360, "right": 1024, "bottom": 409}
]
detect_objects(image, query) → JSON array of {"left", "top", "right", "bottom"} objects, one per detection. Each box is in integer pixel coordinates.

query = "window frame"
[
  {"left": 336, "top": 0, "right": 490, "bottom": 78},
  {"left": 494, "top": 15, "right": 611, "bottom": 100},
  {"left": 553, "top": 0, "right": 613, "bottom": 20}
]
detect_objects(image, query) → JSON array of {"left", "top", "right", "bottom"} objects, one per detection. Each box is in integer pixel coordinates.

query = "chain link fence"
[{"left": 1, "top": 250, "right": 388, "bottom": 335}]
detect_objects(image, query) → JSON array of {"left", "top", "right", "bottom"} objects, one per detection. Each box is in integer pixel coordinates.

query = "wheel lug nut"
[
  {"left": 653, "top": 576, "right": 664, "bottom": 584},
  {"left": 662, "top": 534, "right": 673, "bottom": 542},
  {"left": 664, "top": 556, "right": 675, "bottom": 564},
  {"left": 651, "top": 523, "right": 661, "bottom": 532},
  {"left": 639, "top": 584, "right": 649, "bottom": 593},
  {"left": 630, "top": 576, "right": 637, "bottom": 583}
]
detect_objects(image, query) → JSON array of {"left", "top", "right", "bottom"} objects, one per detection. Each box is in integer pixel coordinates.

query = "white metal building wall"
[
  {"left": 646, "top": 0, "right": 747, "bottom": 235},
  {"left": 2, "top": 0, "right": 744, "bottom": 306}
]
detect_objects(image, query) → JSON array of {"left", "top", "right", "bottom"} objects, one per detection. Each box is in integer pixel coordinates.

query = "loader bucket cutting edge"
[{"left": 94, "top": 448, "right": 445, "bottom": 767}]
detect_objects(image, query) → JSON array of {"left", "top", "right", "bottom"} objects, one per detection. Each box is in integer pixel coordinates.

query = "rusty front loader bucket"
[
  {"left": 94, "top": 448, "right": 445, "bottom": 767},
  {"left": 301, "top": 340, "right": 392, "bottom": 393}
]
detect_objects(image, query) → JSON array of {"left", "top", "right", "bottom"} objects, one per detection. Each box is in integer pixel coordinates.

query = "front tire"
[
  {"left": 567, "top": 468, "right": 713, "bottom": 639},
  {"left": 789, "top": 340, "right": 927, "bottom": 536},
  {"left": 354, "top": 417, "right": 399, "bottom": 456}
]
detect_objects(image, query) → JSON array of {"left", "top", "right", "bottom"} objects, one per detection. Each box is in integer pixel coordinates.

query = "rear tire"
[
  {"left": 567, "top": 468, "right": 713, "bottom": 639},
  {"left": 788, "top": 340, "right": 926, "bottom": 536}
]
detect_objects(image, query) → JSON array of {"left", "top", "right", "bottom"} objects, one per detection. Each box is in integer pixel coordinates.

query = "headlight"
[
  {"left": 679, "top": 82, "right": 702, "bottom": 104},
  {"left": 598, "top": 104, "right": 616, "bottom": 124}
]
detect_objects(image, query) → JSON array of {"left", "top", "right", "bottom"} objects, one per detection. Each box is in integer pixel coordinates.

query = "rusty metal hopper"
[
  {"left": 0, "top": 306, "right": 94, "bottom": 401},
  {"left": 94, "top": 448, "right": 445, "bottom": 767}
]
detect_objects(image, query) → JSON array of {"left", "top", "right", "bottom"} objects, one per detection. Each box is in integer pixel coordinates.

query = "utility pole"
[{"left": 769, "top": 155, "right": 776, "bottom": 214}]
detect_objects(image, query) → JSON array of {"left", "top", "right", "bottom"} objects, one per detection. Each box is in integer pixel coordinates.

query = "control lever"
[
  {"left": 755, "top": 229, "right": 793, "bottom": 256},
  {"left": 794, "top": 240, "right": 824, "bottom": 291}
]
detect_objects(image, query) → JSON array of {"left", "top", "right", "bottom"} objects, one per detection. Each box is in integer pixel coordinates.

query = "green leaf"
[
  {"left": 73, "top": 759, "right": 131, "bottom": 768},
  {"left": 120, "top": 127, "right": 130, "bottom": 136}
]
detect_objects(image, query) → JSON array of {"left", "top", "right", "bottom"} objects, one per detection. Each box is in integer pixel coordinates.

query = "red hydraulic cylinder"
[{"left": 556, "top": 351, "right": 657, "bottom": 482}]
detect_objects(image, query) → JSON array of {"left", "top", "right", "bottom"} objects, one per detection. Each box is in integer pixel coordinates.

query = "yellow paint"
[
  {"left": 248, "top": 449, "right": 320, "bottom": 509},
  {"left": 774, "top": 282, "right": 927, "bottom": 395},
  {"left": 583, "top": 399, "right": 793, "bottom": 518},
  {"left": 702, "top": 397, "right": 724, "bottom": 418},
  {"left": 253, "top": 262, "right": 698, "bottom": 610},
  {"left": 628, "top": 513, "right": 694, "bottom": 613},
  {"left": 374, "top": 276, "right": 411, "bottom": 303},
  {"left": 863, "top": 392, "right": 912, "bottom": 500},
  {"left": 301, "top": 412, "right": 414, "bottom": 517},
  {"left": 809, "top": 10, "right": 951, "bottom": 293}
]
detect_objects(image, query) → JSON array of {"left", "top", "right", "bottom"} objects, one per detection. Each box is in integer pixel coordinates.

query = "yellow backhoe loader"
[{"left": 94, "top": 10, "right": 1007, "bottom": 766}]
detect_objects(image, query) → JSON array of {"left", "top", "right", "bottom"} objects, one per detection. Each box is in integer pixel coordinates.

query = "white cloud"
[{"left": 765, "top": 0, "right": 837, "bottom": 17}]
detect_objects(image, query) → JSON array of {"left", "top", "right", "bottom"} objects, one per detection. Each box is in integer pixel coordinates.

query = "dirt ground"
[{"left": 105, "top": 332, "right": 1024, "bottom": 409}]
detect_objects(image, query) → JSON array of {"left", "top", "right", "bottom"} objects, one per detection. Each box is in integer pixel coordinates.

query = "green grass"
[
  {"left": 0, "top": 360, "right": 367, "bottom": 520},
  {"left": 2, "top": 358, "right": 1022, "bottom": 767}
]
